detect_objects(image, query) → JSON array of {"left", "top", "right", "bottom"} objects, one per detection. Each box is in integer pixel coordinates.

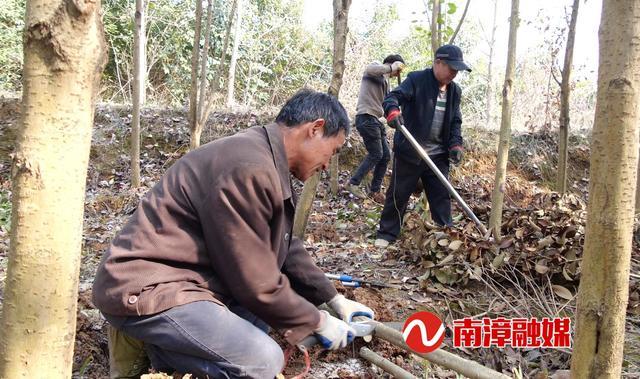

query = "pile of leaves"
[{"left": 398, "top": 192, "right": 585, "bottom": 297}]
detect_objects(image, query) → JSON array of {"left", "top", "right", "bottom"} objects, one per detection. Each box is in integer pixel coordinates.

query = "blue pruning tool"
[{"left": 325, "top": 273, "right": 391, "bottom": 288}]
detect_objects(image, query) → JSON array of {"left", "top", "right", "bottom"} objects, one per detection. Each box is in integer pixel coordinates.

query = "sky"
[{"left": 302, "top": 0, "right": 601, "bottom": 81}]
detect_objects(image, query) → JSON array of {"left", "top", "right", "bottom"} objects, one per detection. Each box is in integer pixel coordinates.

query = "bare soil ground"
[{"left": 1, "top": 98, "right": 639, "bottom": 378}]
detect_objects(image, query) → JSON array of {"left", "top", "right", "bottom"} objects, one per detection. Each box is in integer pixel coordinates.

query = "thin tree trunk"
[
  {"left": 556, "top": 0, "right": 580, "bottom": 194},
  {"left": 131, "top": 0, "right": 146, "bottom": 187},
  {"left": 293, "top": 0, "right": 352, "bottom": 238},
  {"left": 431, "top": 0, "right": 441, "bottom": 53},
  {"left": 485, "top": 0, "right": 498, "bottom": 127},
  {"left": 0, "top": 0, "right": 107, "bottom": 376},
  {"left": 488, "top": 0, "right": 519, "bottom": 240},
  {"left": 190, "top": 0, "right": 214, "bottom": 150},
  {"left": 243, "top": 61, "right": 253, "bottom": 106},
  {"left": 327, "top": 1, "right": 349, "bottom": 99},
  {"left": 293, "top": 173, "right": 321, "bottom": 239},
  {"left": 111, "top": 44, "right": 128, "bottom": 102},
  {"left": 449, "top": 0, "right": 471, "bottom": 45},
  {"left": 215, "top": 0, "right": 237, "bottom": 79},
  {"left": 571, "top": 1, "right": 640, "bottom": 377},
  {"left": 226, "top": 0, "right": 244, "bottom": 107},
  {"left": 329, "top": 156, "right": 339, "bottom": 194},
  {"left": 327, "top": 0, "right": 350, "bottom": 195},
  {"left": 188, "top": 0, "right": 203, "bottom": 149},
  {"left": 197, "top": 0, "right": 213, "bottom": 123},
  {"left": 199, "top": 0, "right": 237, "bottom": 128}
]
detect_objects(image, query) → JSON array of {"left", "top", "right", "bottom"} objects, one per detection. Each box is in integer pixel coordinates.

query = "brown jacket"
[{"left": 92, "top": 123, "right": 337, "bottom": 343}]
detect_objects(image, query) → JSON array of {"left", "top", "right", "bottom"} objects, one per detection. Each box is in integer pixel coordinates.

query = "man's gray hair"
[{"left": 275, "top": 89, "right": 351, "bottom": 137}]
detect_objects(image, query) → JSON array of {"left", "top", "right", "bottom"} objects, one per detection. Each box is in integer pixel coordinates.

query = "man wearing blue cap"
[{"left": 374, "top": 44, "right": 472, "bottom": 248}]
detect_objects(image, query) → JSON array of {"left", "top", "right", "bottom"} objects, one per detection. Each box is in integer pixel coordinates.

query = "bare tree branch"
[
  {"left": 422, "top": 0, "right": 433, "bottom": 31},
  {"left": 551, "top": 64, "right": 562, "bottom": 86},
  {"left": 449, "top": 0, "right": 471, "bottom": 45}
]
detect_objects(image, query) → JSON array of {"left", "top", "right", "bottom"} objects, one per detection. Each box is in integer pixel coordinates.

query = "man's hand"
[
  {"left": 386, "top": 109, "right": 404, "bottom": 129},
  {"left": 449, "top": 145, "right": 464, "bottom": 165},
  {"left": 391, "top": 61, "right": 405, "bottom": 74},
  {"left": 328, "top": 294, "right": 375, "bottom": 322},
  {"left": 314, "top": 310, "right": 355, "bottom": 350}
]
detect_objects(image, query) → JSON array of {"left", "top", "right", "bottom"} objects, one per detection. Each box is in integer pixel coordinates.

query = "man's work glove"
[
  {"left": 328, "top": 294, "right": 375, "bottom": 322},
  {"left": 449, "top": 145, "right": 464, "bottom": 165},
  {"left": 386, "top": 109, "right": 404, "bottom": 129},
  {"left": 390, "top": 61, "right": 405, "bottom": 74},
  {"left": 314, "top": 310, "right": 355, "bottom": 350}
]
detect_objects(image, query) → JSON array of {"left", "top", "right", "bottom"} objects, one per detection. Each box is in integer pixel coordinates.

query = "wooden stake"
[
  {"left": 373, "top": 323, "right": 511, "bottom": 379},
  {"left": 359, "top": 347, "right": 417, "bottom": 379}
]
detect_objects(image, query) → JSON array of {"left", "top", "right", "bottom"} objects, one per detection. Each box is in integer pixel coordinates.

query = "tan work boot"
[
  {"left": 369, "top": 191, "right": 385, "bottom": 204},
  {"left": 108, "top": 325, "right": 150, "bottom": 379},
  {"left": 346, "top": 183, "right": 367, "bottom": 199}
]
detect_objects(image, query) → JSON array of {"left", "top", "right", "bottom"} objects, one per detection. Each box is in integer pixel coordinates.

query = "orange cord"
[{"left": 282, "top": 346, "right": 311, "bottom": 379}]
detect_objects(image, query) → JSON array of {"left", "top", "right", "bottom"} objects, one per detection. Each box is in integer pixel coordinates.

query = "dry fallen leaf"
[
  {"left": 552, "top": 285, "right": 574, "bottom": 301},
  {"left": 449, "top": 239, "right": 463, "bottom": 251},
  {"left": 499, "top": 237, "right": 514, "bottom": 249},
  {"left": 535, "top": 263, "right": 549, "bottom": 274}
]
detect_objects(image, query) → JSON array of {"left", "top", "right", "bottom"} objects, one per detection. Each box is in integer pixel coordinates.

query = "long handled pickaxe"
[{"left": 395, "top": 73, "right": 488, "bottom": 236}]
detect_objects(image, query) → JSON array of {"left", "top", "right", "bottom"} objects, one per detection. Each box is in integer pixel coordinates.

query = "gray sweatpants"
[{"left": 103, "top": 301, "right": 284, "bottom": 379}]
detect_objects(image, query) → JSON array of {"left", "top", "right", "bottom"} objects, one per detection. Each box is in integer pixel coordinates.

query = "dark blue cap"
[{"left": 435, "top": 44, "right": 472, "bottom": 72}]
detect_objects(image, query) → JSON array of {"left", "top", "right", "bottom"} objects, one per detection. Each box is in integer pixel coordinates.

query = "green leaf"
[
  {"left": 447, "top": 2, "right": 457, "bottom": 14},
  {"left": 445, "top": 25, "right": 454, "bottom": 36}
]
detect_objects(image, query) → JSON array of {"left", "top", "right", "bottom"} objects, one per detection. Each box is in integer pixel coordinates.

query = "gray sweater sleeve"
[
  {"left": 364, "top": 62, "right": 391, "bottom": 77},
  {"left": 355, "top": 62, "right": 391, "bottom": 118}
]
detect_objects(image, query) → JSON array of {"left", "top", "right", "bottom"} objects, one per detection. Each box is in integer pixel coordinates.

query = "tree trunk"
[
  {"left": 327, "top": 0, "right": 350, "bottom": 195},
  {"left": 293, "top": 173, "right": 321, "bottom": 239},
  {"left": 293, "top": 0, "right": 352, "bottom": 238},
  {"left": 570, "top": 1, "right": 640, "bottom": 377},
  {"left": 197, "top": 0, "right": 213, "bottom": 121},
  {"left": 243, "top": 61, "right": 253, "bottom": 106},
  {"left": 199, "top": 0, "right": 237, "bottom": 128},
  {"left": 191, "top": 0, "right": 214, "bottom": 150},
  {"left": 226, "top": 0, "right": 244, "bottom": 107},
  {"left": 485, "top": 0, "right": 498, "bottom": 128},
  {"left": 131, "top": 0, "right": 146, "bottom": 187},
  {"left": 556, "top": 0, "right": 580, "bottom": 194},
  {"left": 188, "top": 0, "right": 203, "bottom": 149},
  {"left": 327, "top": 0, "right": 350, "bottom": 99},
  {"left": 430, "top": 0, "right": 441, "bottom": 53},
  {"left": 329, "top": 155, "right": 339, "bottom": 194},
  {"left": 215, "top": 0, "right": 238, "bottom": 82},
  {"left": 488, "top": 0, "right": 519, "bottom": 240},
  {"left": 0, "top": 1, "right": 107, "bottom": 377}
]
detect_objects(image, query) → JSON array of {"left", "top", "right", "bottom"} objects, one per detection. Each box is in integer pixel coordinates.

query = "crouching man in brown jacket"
[{"left": 92, "top": 89, "right": 375, "bottom": 378}]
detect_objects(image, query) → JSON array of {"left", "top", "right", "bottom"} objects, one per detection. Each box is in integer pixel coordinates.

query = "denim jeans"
[
  {"left": 349, "top": 114, "right": 391, "bottom": 193},
  {"left": 103, "top": 301, "right": 284, "bottom": 379},
  {"left": 377, "top": 153, "right": 452, "bottom": 242}
]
